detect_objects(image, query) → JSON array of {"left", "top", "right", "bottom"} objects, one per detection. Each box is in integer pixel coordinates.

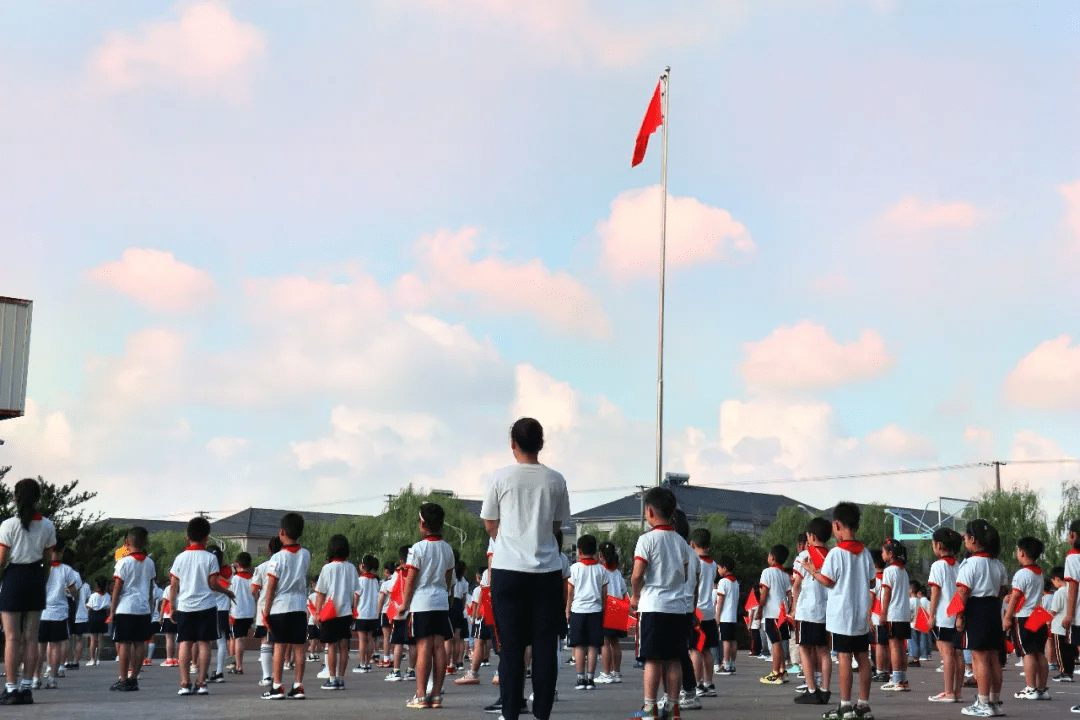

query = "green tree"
[
  {"left": 758, "top": 505, "right": 814, "bottom": 555},
  {"left": 1051, "top": 480, "right": 1080, "bottom": 568},
  {"left": 965, "top": 487, "right": 1050, "bottom": 572}
]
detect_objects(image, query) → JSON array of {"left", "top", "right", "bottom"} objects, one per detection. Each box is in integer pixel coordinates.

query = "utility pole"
[
  {"left": 993, "top": 461, "right": 1004, "bottom": 493},
  {"left": 638, "top": 486, "right": 649, "bottom": 532}
]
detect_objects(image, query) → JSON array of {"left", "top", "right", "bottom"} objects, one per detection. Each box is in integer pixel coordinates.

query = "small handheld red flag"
[
  {"left": 1005, "top": 638, "right": 1015, "bottom": 654},
  {"left": 307, "top": 599, "right": 316, "bottom": 616},
  {"left": 744, "top": 592, "right": 759, "bottom": 612},
  {"left": 603, "top": 595, "right": 631, "bottom": 632},
  {"left": 318, "top": 599, "right": 337, "bottom": 622},
  {"left": 914, "top": 607, "right": 931, "bottom": 634},
  {"left": 479, "top": 586, "right": 495, "bottom": 625},
  {"left": 631, "top": 81, "right": 663, "bottom": 167},
  {"left": 1024, "top": 604, "right": 1053, "bottom": 631},
  {"left": 946, "top": 592, "right": 965, "bottom": 617},
  {"left": 871, "top": 595, "right": 882, "bottom": 617},
  {"left": 777, "top": 602, "right": 794, "bottom": 627},
  {"left": 386, "top": 599, "right": 399, "bottom": 622}
]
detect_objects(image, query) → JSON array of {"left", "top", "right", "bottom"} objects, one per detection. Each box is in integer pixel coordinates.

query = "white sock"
[
  {"left": 260, "top": 644, "right": 273, "bottom": 680},
  {"left": 147, "top": 643, "right": 155, "bottom": 662},
  {"left": 216, "top": 637, "right": 227, "bottom": 675}
]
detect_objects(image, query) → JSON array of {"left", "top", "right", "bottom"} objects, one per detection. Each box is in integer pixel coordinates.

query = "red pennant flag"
[
  {"left": 871, "top": 595, "right": 883, "bottom": 617},
  {"left": 603, "top": 595, "right": 631, "bottom": 632},
  {"left": 777, "top": 602, "right": 794, "bottom": 627},
  {"left": 218, "top": 576, "right": 231, "bottom": 590},
  {"left": 391, "top": 573, "right": 405, "bottom": 606},
  {"left": 808, "top": 546, "right": 828, "bottom": 570},
  {"left": 307, "top": 599, "right": 317, "bottom": 617},
  {"left": 161, "top": 599, "right": 171, "bottom": 617},
  {"left": 1005, "top": 638, "right": 1015, "bottom": 654},
  {"left": 914, "top": 607, "right": 931, "bottom": 634},
  {"left": 479, "top": 586, "right": 495, "bottom": 625},
  {"left": 744, "top": 592, "right": 759, "bottom": 612},
  {"left": 631, "top": 81, "right": 663, "bottom": 167},
  {"left": 318, "top": 598, "right": 337, "bottom": 622},
  {"left": 946, "top": 592, "right": 965, "bottom": 617},
  {"left": 1024, "top": 604, "right": 1054, "bottom": 631}
]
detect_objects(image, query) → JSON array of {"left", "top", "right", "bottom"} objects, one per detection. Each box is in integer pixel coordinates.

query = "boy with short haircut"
[
  {"left": 1004, "top": 536, "right": 1050, "bottom": 700},
  {"left": 758, "top": 544, "right": 793, "bottom": 685},
  {"left": 385, "top": 545, "right": 418, "bottom": 682},
  {"left": 37, "top": 544, "right": 79, "bottom": 689},
  {"left": 169, "top": 517, "right": 235, "bottom": 696},
  {"left": 714, "top": 556, "right": 739, "bottom": 676},
  {"left": 689, "top": 529, "right": 718, "bottom": 698},
  {"left": 109, "top": 526, "right": 156, "bottom": 691},
  {"left": 629, "top": 487, "right": 689, "bottom": 720},
  {"left": 314, "top": 534, "right": 359, "bottom": 691},
  {"left": 250, "top": 536, "right": 284, "bottom": 686},
  {"left": 800, "top": 502, "right": 876, "bottom": 720},
  {"left": 260, "top": 512, "right": 312, "bottom": 700},
  {"left": 228, "top": 552, "right": 255, "bottom": 676},
  {"left": 352, "top": 554, "right": 382, "bottom": 673},
  {"left": 1048, "top": 567, "right": 1073, "bottom": 682},
  {"left": 792, "top": 517, "right": 832, "bottom": 705},
  {"left": 567, "top": 533, "right": 608, "bottom": 690},
  {"left": 397, "top": 502, "right": 455, "bottom": 709}
]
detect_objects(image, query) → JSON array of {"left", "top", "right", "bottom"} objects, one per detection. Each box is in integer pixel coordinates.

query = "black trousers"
[
  {"left": 1060, "top": 634, "right": 1076, "bottom": 676},
  {"left": 490, "top": 569, "right": 562, "bottom": 720}
]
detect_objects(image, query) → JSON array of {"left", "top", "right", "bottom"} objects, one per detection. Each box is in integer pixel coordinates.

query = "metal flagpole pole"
[{"left": 654, "top": 66, "right": 670, "bottom": 488}]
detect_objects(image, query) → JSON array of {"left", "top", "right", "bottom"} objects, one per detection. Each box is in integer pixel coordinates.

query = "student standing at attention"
[
  {"left": 758, "top": 544, "right": 792, "bottom": 685},
  {"left": 792, "top": 516, "right": 832, "bottom": 705},
  {"left": 108, "top": 526, "right": 155, "bottom": 691},
  {"left": 260, "top": 512, "right": 312, "bottom": 700},
  {"left": 566, "top": 533, "right": 608, "bottom": 691},
  {"left": 878, "top": 539, "right": 911, "bottom": 692}
]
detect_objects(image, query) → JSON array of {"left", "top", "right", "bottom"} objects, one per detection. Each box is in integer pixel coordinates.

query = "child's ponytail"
[{"left": 13, "top": 478, "right": 41, "bottom": 531}]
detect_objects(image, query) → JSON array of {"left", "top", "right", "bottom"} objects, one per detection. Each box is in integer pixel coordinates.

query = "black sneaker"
[
  {"left": 110, "top": 679, "right": 128, "bottom": 692},
  {"left": 261, "top": 685, "right": 286, "bottom": 700},
  {"left": 0, "top": 689, "right": 17, "bottom": 706},
  {"left": 209, "top": 673, "right": 226, "bottom": 683},
  {"left": 818, "top": 689, "right": 832, "bottom": 705},
  {"left": 126, "top": 678, "right": 139, "bottom": 692},
  {"left": 287, "top": 685, "right": 306, "bottom": 699},
  {"left": 795, "top": 690, "right": 824, "bottom": 705},
  {"left": 16, "top": 689, "right": 32, "bottom": 705},
  {"left": 483, "top": 701, "right": 502, "bottom": 714}
]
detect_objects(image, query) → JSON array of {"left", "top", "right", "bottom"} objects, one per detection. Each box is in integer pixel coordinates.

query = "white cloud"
[
  {"left": 291, "top": 406, "right": 443, "bottom": 472},
  {"left": 90, "top": 0, "right": 265, "bottom": 97},
  {"left": 395, "top": 228, "right": 610, "bottom": 338},
  {"left": 881, "top": 196, "right": 980, "bottom": 230},
  {"left": 1003, "top": 335, "right": 1080, "bottom": 411},
  {"left": 88, "top": 249, "right": 214, "bottom": 312},
  {"left": 739, "top": 321, "right": 894, "bottom": 391},
  {"left": 206, "top": 436, "right": 249, "bottom": 458},
  {"left": 513, "top": 364, "right": 579, "bottom": 434},
  {"left": 599, "top": 186, "right": 754, "bottom": 278},
  {"left": 963, "top": 427, "right": 994, "bottom": 458},
  {"left": 865, "top": 424, "right": 936, "bottom": 461},
  {"left": 0, "top": 399, "right": 73, "bottom": 463}
]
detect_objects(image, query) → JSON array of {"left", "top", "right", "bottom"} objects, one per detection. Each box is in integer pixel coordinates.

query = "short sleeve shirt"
[
  {"left": 481, "top": 464, "right": 570, "bottom": 573},
  {"left": 820, "top": 543, "right": 874, "bottom": 637},
  {"left": 0, "top": 516, "right": 56, "bottom": 564},
  {"left": 1011, "top": 566, "right": 1043, "bottom": 617},
  {"left": 793, "top": 549, "right": 828, "bottom": 623},
  {"left": 315, "top": 560, "right": 359, "bottom": 618},
  {"left": 230, "top": 573, "right": 255, "bottom": 619},
  {"left": 406, "top": 537, "right": 455, "bottom": 613},
  {"left": 266, "top": 546, "right": 312, "bottom": 614},
  {"left": 633, "top": 526, "right": 688, "bottom": 613},
  {"left": 681, "top": 544, "right": 700, "bottom": 614},
  {"left": 927, "top": 557, "right": 959, "bottom": 628},
  {"left": 758, "top": 566, "right": 791, "bottom": 620},
  {"left": 716, "top": 575, "right": 739, "bottom": 623},
  {"left": 696, "top": 557, "right": 717, "bottom": 620},
  {"left": 956, "top": 555, "right": 1008, "bottom": 598},
  {"left": 881, "top": 564, "right": 911, "bottom": 622},
  {"left": 1065, "top": 551, "right": 1080, "bottom": 615},
  {"left": 42, "top": 563, "right": 79, "bottom": 621},
  {"left": 114, "top": 554, "right": 156, "bottom": 615},
  {"left": 569, "top": 561, "right": 607, "bottom": 613},
  {"left": 252, "top": 561, "right": 270, "bottom": 624},
  {"left": 606, "top": 566, "right": 627, "bottom": 599},
  {"left": 76, "top": 582, "right": 91, "bottom": 623},
  {"left": 357, "top": 574, "right": 380, "bottom": 620},
  {"left": 170, "top": 548, "right": 221, "bottom": 613},
  {"left": 1052, "top": 586, "right": 1069, "bottom": 635}
]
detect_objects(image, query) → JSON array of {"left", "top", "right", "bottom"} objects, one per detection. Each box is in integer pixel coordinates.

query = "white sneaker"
[
  {"left": 1014, "top": 687, "right": 1038, "bottom": 700},
  {"left": 258, "top": 677, "right": 273, "bottom": 687},
  {"left": 1014, "top": 660, "right": 1025, "bottom": 667},
  {"left": 612, "top": 672, "right": 622, "bottom": 683},
  {"left": 1036, "top": 689, "right": 1052, "bottom": 701},
  {"left": 960, "top": 701, "right": 994, "bottom": 717},
  {"left": 317, "top": 665, "right": 331, "bottom": 679},
  {"left": 678, "top": 690, "right": 702, "bottom": 710},
  {"left": 594, "top": 672, "right": 612, "bottom": 684}
]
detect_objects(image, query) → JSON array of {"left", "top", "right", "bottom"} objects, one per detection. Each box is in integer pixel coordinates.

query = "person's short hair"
[
  {"left": 871, "top": 548, "right": 885, "bottom": 570},
  {"left": 476, "top": 567, "right": 486, "bottom": 577},
  {"left": 1051, "top": 565, "right": 1066, "bottom": 580},
  {"left": 61, "top": 547, "right": 76, "bottom": 567},
  {"left": 965, "top": 519, "right": 1001, "bottom": 558},
  {"left": 510, "top": 417, "right": 544, "bottom": 454},
  {"left": 187, "top": 517, "right": 211, "bottom": 543},
  {"left": 127, "top": 526, "right": 149, "bottom": 551},
  {"left": 806, "top": 517, "right": 832, "bottom": 543},
  {"left": 280, "top": 512, "right": 304, "bottom": 540},
  {"left": 328, "top": 534, "right": 350, "bottom": 561},
  {"left": 1017, "top": 536, "right": 1045, "bottom": 561},
  {"left": 577, "top": 534, "right": 598, "bottom": 556},
  {"left": 690, "top": 528, "right": 711, "bottom": 550},
  {"left": 833, "top": 502, "right": 860, "bottom": 531},
  {"left": 268, "top": 536, "right": 283, "bottom": 554},
  {"left": 236, "top": 552, "right": 252, "bottom": 568},
  {"left": 420, "top": 502, "right": 445, "bottom": 534},
  {"left": 398, "top": 545, "right": 410, "bottom": 562},
  {"left": 384, "top": 561, "right": 397, "bottom": 574},
  {"left": 717, "top": 555, "right": 735, "bottom": 574},
  {"left": 910, "top": 580, "right": 923, "bottom": 595},
  {"left": 643, "top": 487, "right": 677, "bottom": 521},
  {"left": 882, "top": 538, "right": 907, "bottom": 564},
  {"left": 770, "top": 544, "right": 790, "bottom": 565},
  {"left": 797, "top": 532, "right": 807, "bottom": 546},
  {"left": 1070, "top": 519, "right": 1080, "bottom": 536},
  {"left": 362, "top": 555, "right": 379, "bottom": 573},
  {"left": 455, "top": 559, "right": 466, "bottom": 578}
]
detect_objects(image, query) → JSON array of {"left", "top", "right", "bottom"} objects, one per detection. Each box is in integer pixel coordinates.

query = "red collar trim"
[
  {"left": 360, "top": 573, "right": 377, "bottom": 579},
  {"left": 652, "top": 525, "right": 674, "bottom": 531},
  {"left": 282, "top": 544, "right": 302, "bottom": 553},
  {"left": 699, "top": 556, "right": 714, "bottom": 563},
  {"left": 876, "top": 572, "right": 884, "bottom": 580},
  {"left": 603, "top": 563, "right": 618, "bottom": 571},
  {"left": 939, "top": 556, "right": 957, "bottom": 566},
  {"left": 970, "top": 552, "right": 990, "bottom": 558},
  {"left": 1023, "top": 564, "right": 1043, "bottom": 575},
  {"left": 32, "top": 514, "right": 42, "bottom": 521},
  {"left": 836, "top": 540, "right": 865, "bottom": 554},
  {"left": 889, "top": 562, "right": 905, "bottom": 569},
  {"left": 330, "top": 559, "right": 347, "bottom": 563},
  {"left": 424, "top": 535, "right": 443, "bottom": 541},
  {"left": 235, "top": 571, "right": 253, "bottom": 579},
  {"left": 723, "top": 574, "right": 737, "bottom": 582},
  {"left": 768, "top": 563, "right": 784, "bottom": 569},
  {"left": 579, "top": 558, "right": 599, "bottom": 566},
  {"left": 49, "top": 561, "right": 61, "bottom": 567},
  {"left": 185, "top": 543, "right": 206, "bottom": 551},
  {"left": 1069, "top": 549, "right": 1080, "bottom": 556},
  {"left": 129, "top": 553, "right": 147, "bottom": 561}
]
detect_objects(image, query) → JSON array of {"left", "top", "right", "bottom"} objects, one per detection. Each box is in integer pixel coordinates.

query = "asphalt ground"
[{"left": 3, "top": 647, "right": 1077, "bottom": 719}]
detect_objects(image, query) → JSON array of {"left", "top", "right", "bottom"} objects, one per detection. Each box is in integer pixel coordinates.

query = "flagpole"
[{"left": 655, "top": 66, "right": 670, "bottom": 488}]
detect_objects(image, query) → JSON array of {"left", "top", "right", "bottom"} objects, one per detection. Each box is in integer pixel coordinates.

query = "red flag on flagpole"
[
  {"left": 914, "top": 607, "right": 931, "bottom": 634},
  {"left": 632, "top": 81, "right": 663, "bottom": 167}
]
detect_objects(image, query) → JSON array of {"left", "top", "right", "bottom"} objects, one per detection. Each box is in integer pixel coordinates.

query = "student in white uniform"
[
  {"left": 352, "top": 554, "right": 382, "bottom": 672},
  {"left": 109, "top": 526, "right": 156, "bottom": 691},
  {"left": 793, "top": 516, "right": 832, "bottom": 705},
  {"left": 314, "top": 535, "right": 359, "bottom": 691},
  {"left": 926, "top": 527, "right": 963, "bottom": 703}
]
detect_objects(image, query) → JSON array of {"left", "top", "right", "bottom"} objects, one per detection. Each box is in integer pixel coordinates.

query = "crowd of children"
[{"left": 4, "top": 475, "right": 1080, "bottom": 719}]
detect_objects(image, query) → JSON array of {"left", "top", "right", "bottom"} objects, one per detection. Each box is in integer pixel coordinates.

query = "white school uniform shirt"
[
  {"left": 695, "top": 556, "right": 717, "bottom": 620},
  {"left": 406, "top": 536, "right": 455, "bottom": 613},
  {"left": 216, "top": 568, "right": 233, "bottom": 611},
  {"left": 378, "top": 575, "right": 394, "bottom": 614},
  {"left": 1011, "top": 565, "right": 1044, "bottom": 617},
  {"left": 75, "top": 582, "right": 91, "bottom": 623},
  {"left": 115, "top": 553, "right": 156, "bottom": 615},
  {"left": 266, "top": 545, "right": 312, "bottom": 614},
  {"left": 680, "top": 543, "right": 700, "bottom": 614},
  {"left": 229, "top": 571, "right": 255, "bottom": 619},
  {"left": 956, "top": 554, "right": 1009, "bottom": 598},
  {"left": 1051, "top": 585, "right": 1069, "bottom": 635},
  {"left": 560, "top": 553, "right": 571, "bottom": 579},
  {"left": 927, "top": 557, "right": 959, "bottom": 628},
  {"left": 315, "top": 560, "right": 359, "bottom": 618},
  {"left": 606, "top": 565, "right": 627, "bottom": 599},
  {"left": 881, "top": 563, "right": 911, "bottom": 622},
  {"left": 252, "top": 560, "right": 271, "bottom": 625},
  {"left": 633, "top": 526, "right": 688, "bottom": 613},
  {"left": 170, "top": 547, "right": 221, "bottom": 613},
  {"left": 151, "top": 585, "right": 165, "bottom": 622},
  {"left": 716, "top": 575, "right": 739, "bottom": 623},
  {"left": 569, "top": 560, "right": 608, "bottom": 613},
  {"left": 88, "top": 591, "right": 110, "bottom": 612},
  {"left": 481, "top": 463, "right": 571, "bottom": 574},
  {"left": 42, "top": 563, "right": 79, "bottom": 621},
  {"left": 758, "top": 565, "right": 791, "bottom": 620},
  {"left": 356, "top": 573, "right": 380, "bottom": 620},
  {"left": 453, "top": 576, "right": 470, "bottom": 604},
  {"left": 1065, "top": 551, "right": 1080, "bottom": 615},
  {"left": 0, "top": 516, "right": 57, "bottom": 565},
  {"left": 819, "top": 541, "right": 875, "bottom": 637},
  {"left": 793, "top": 549, "right": 828, "bottom": 623}
]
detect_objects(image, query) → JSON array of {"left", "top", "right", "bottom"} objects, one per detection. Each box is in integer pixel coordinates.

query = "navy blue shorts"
[
  {"left": 268, "top": 612, "right": 307, "bottom": 645},
  {"left": 390, "top": 618, "right": 414, "bottom": 646},
  {"left": 0, "top": 563, "right": 46, "bottom": 613},
  {"left": 693, "top": 618, "right": 719, "bottom": 650},
  {"left": 320, "top": 616, "right": 352, "bottom": 643},
  {"left": 1015, "top": 622, "right": 1048, "bottom": 656},
  {"left": 175, "top": 608, "right": 219, "bottom": 644},
  {"left": 112, "top": 613, "right": 152, "bottom": 643},
  {"left": 568, "top": 611, "right": 603, "bottom": 648},
  {"left": 38, "top": 619, "right": 69, "bottom": 644},
  {"left": 230, "top": 617, "right": 253, "bottom": 639},
  {"left": 887, "top": 621, "right": 911, "bottom": 640},
  {"left": 88, "top": 609, "right": 109, "bottom": 635},
  {"left": 637, "top": 612, "right": 687, "bottom": 662},
  {"left": 798, "top": 620, "right": 828, "bottom": 647},
  {"left": 832, "top": 632, "right": 870, "bottom": 655},
  {"left": 307, "top": 623, "right": 320, "bottom": 641},
  {"left": 964, "top": 597, "right": 1005, "bottom": 651},
  {"left": 763, "top": 618, "right": 790, "bottom": 644},
  {"left": 718, "top": 621, "right": 738, "bottom": 642},
  {"left": 410, "top": 610, "right": 453, "bottom": 640},
  {"left": 353, "top": 618, "right": 379, "bottom": 634},
  {"left": 159, "top": 617, "right": 177, "bottom": 635}
]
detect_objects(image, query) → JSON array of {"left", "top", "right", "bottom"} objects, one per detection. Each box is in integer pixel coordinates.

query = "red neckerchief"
[
  {"left": 360, "top": 573, "right": 377, "bottom": 579},
  {"left": 220, "top": 565, "right": 233, "bottom": 579},
  {"left": 652, "top": 525, "right": 674, "bottom": 531},
  {"left": 1069, "top": 549, "right": 1080, "bottom": 556},
  {"left": 330, "top": 559, "right": 346, "bottom": 563},
  {"left": 1023, "top": 564, "right": 1043, "bottom": 575},
  {"left": 49, "top": 561, "right": 60, "bottom": 567},
  {"left": 129, "top": 553, "right": 148, "bottom": 561},
  {"left": 235, "top": 571, "right": 253, "bottom": 579},
  {"left": 603, "top": 562, "right": 618, "bottom": 571},
  {"left": 836, "top": 540, "right": 865, "bottom": 554},
  {"left": 32, "top": 514, "right": 42, "bottom": 521},
  {"left": 579, "top": 558, "right": 599, "bottom": 566},
  {"left": 424, "top": 535, "right": 443, "bottom": 541},
  {"left": 699, "top": 556, "right": 714, "bottom": 563},
  {"left": 970, "top": 552, "right": 990, "bottom": 558},
  {"left": 876, "top": 572, "right": 883, "bottom": 580},
  {"left": 282, "top": 544, "right": 301, "bottom": 553},
  {"left": 185, "top": 543, "right": 207, "bottom": 551},
  {"left": 939, "top": 556, "right": 957, "bottom": 566},
  {"left": 768, "top": 563, "right": 784, "bottom": 569},
  {"left": 723, "top": 574, "right": 737, "bottom": 582},
  {"left": 889, "top": 562, "right": 905, "bottom": 569}
]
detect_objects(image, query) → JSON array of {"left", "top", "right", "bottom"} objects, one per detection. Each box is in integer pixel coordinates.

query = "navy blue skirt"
[{"left": 0, "top": 562, "right": 46, "bottom": 613}]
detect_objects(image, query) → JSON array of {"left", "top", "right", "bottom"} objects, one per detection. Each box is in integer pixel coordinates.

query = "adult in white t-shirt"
[{"left": 480, "top": 418, "right": 570, "bottom": 720}]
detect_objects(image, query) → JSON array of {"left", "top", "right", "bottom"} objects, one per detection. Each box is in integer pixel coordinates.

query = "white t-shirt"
[
  {"left": 378, "top": 575, "right": 394, "bottom": 615},
  {"left": 881, "top": 564, "right": 911, "bottom": 622},
  {"left": 569, "top": 560, "right": 607, "bottom": 613},
  {"left": 170, "top": 547, "right": 221, "bottom": 613},
  {"left": 927, "top": 557, "right": 959, "bottom": 628},
  {"left": 1011, "top": 566, "right": 1043, "bottom": 617},
  {"left": 216, "top": 568, "right": 233, "bottom": 611},
  {"left": 696, "top": 556, "right": 717, "bottom": 620},
  {"left": 405, "top": 537, "right": 454, "bottom": 613},
  {"left": 1051, "top": 585, "right": 1069, "bottom": 635},
  {"left": 716, "top": 575, "right": 739, "bottom": 623},
  {"left": 266, "top": 546, "right": 312, "bottom": 614},
  {"left": 453, "top": 576, "right": 469, "bottom": 604},
  {"left": 956, "top": 555, "right": 1009, "bottom": 598},
  {"left": 252, "top": 560, "right": 270, "bottom": 625},
  {"left": 793, "top": 549, "right": 828, "bottom": 623},
  {"left": 114, "top": 554, "right": 156, "bottom": 615},
  {"left": 357, "top": 573, "right": 380, "bottom": 620},
  {"left": 0, "top": 516, "right": 56, "bottom": 564},
  {"left": 560, "top": 554, "right": 571, "bottom": 579},
  {"left": 632, "top": 526, "right": 688, "bottom": 613},
  {"left": 42, "top": 563, "right": 79, "bottom": 621},
  {"left": 1065, "top": 552, "right": 1080, "bottom": 615},
  {"left": 606, "top": 565, "right": 627, "bottom": 599},
  {"left": 681, "top": 543, "right": 700, "bottom": 614},
  {"left": 820, "top": 542, "right": 875, "bottom": 637},
  {"left": 481, "top": 463, "right": 571, "bottom": 574},
  {"left": 230, "top": 572, "right": 255, "bottom": 619},
  {"left": 75, "top": 581, "right": 91, "bottom": 623},
  {"left": 88, "top": 591, "right": 110, "bottom": 612},
  {"left": 151, "top": 584, "right": 164, "bottom": 622},
  {"left": 758, "top": 566, "right": 791, "bottom": 620},
  {"left": 316, "top": 560, "right": 359, "bottom": 618}
]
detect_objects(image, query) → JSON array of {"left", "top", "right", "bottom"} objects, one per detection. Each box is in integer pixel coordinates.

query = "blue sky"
[{"left": 1, "top": 0, "right": 1078, "bottom": 522}]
